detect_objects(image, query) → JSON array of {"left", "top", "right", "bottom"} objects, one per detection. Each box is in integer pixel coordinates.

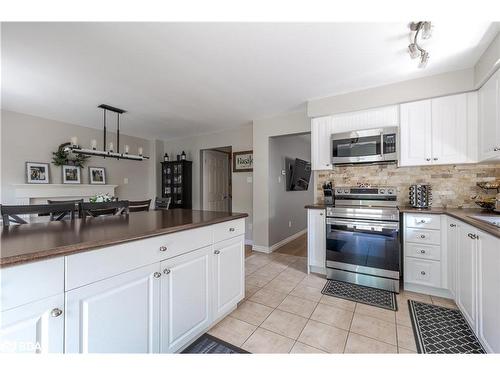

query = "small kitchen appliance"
[
  {"left": 409, "top": 184, "right": 432, "bottom": 208},
  {"left": 322, "top": 182, "right": 334, "bottom": 206}
]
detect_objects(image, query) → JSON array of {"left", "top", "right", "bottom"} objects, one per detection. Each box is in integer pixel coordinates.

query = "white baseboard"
[
  {"left": 252, "top": 229, "right": 307, "bottom": 254},
  {"left": 403, "top": 282, "right": 453, "bottom": 299}
]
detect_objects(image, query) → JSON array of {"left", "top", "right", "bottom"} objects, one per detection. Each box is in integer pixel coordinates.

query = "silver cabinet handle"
[
  {"left": 214, "top": 250, "right": 221, "bottom": 255},
  {"left": 163, "top": 269, "right": 171, "bottom": 275},
  {"left": 153, "top": 272, "right": 162, "bottom": 278},
  {"left": 494, "top": 147, "right": 499, "bottom": 151},
  {"left": 433, "top": 157, "right": 438, "bottom": 161},
  {"left": 420, "top": 250, "right": 426, "bottom": 254},
  {"left": 426, "top": 158, "right": 431, "bottom": 161},
  {"left": 450, "top": 224, "right": 456, "bottom": 227},
  {"left": 417, "top": 219, "right": 426, "bottom": 223},
  {"left": 51, "top": 308, "right": 63, "bottom": 317},
  {"left": 229, "top": 227, "right": 235, "bottom": 232},
  {"left": 420, "top": 271, "right": 426, "bottom": 275},
  {"left": 468, "top": 233, "right": 478, "bottom": 240},
  {"left": 420, "top": 234, "right": 426, "bottom": 239},
  {"left": 159, "top": 246, "right": 167, "bottom": 252}
]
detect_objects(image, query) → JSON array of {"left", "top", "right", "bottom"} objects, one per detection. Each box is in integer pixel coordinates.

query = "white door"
[
  {"left": 400, "top": 100, "right": 432, "bottom": 166},
  {"left": 311, "top": 116, "right": 334, "bottom": 170},
  {"left": 446, "top": 218, "right": 459, "bottom": 299},
  {"left": 65, "top": 263, "right": 160, "bottom": 353},
  {"left": 477, "top": 231, "right": 500, "bottom": 353},
  {"left": 307, "top": 209, "right": 326, "bottom": 273},
  {"left": 0, "top": 294, "right": 64, "bottom": 353},
  {"left": 478, "top": 69, "right": 499, "bottom": 161},
  {"left": 160, "top": 246, "right": 212, "bottom": 353},
  {"left": 213, "top": 236, "right": 245, "bottom": 320},
  {"left": 202, "top": 150, "right": 230, "bottom": 212},
  {"left": 431, "top": 94, "right": 468, "bottom": 164},
  {"left": 456, "top": 223, "right": 477, "bottom": 331}
]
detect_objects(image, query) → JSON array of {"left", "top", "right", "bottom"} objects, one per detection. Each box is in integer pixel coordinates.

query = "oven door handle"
[{"left": 326, "top": 218, "right": 399, "bottom": 231}]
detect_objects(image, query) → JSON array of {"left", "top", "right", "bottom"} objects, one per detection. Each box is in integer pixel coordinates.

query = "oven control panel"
[{"left": 334, "top": 187, "right": 396, "bottom": 196}]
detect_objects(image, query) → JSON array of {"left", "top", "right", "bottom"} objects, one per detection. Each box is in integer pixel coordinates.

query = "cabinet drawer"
[
  {"left": 0, "top": 258, "right": 64, "bottom": 311},
  {"left": 65, "top": 226, "right": 212, "bottom": 290},
  {"left": 213, "top": 219, "right": 245, "bottom": 243},
  {"left": 405, "top": 243, "right": 441, "bottom": 261},
  {"left": 405, "top": 228, "right": 441, "bottom": 245},
  {"left": 405, "top": 214, "right": 441, "bottom": 230},
  {"left": 405, "top": 257, "right": 441, "bottom": 288}
]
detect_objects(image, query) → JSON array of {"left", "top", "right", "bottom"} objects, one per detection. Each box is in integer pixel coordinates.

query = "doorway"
[{"left": 201, "top": 147, "right": 232, "bottom": 212}]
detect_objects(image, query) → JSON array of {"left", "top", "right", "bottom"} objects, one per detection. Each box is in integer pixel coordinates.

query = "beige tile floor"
[{"left": 209, "top": 252, "right": 458, "bottom": 354}]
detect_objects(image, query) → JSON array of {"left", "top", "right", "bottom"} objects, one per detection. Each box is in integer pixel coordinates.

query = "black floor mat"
[
  {"left": 408, "top": 300, "right": 486, "bottom": 354},
  {"left": 181, "top": 334, "right": 249, "bottom": 354},
  {"left": 321, "top": 279, "right": 397, "bottom": 311}
]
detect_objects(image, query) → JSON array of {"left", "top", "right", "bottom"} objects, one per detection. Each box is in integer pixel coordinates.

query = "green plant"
[{"left": 52, "top": 142, "right": 90, "bottom": 168}]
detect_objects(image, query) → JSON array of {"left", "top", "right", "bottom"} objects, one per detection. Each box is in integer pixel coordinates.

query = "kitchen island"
[{"left": 0, "top": 209, "right": 247, "bottom": 353}]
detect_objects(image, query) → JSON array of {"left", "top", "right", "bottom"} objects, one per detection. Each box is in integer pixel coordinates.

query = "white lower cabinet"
[
  {"left": 456, "top": 223, "right": 478, "bottom": 331},
  {"left": 477, "top": 231, "right": 500, "bottom": 353},
  {"left": 65, "top": 263, "right": 160, "bottom": 353},
  {"left": 307, "top": 209, "right": 326, "bottom": 274},
  {"left": 0, "top": 294, "right": 64, "bottom": 353},
  {"left": 213, "top": 236, "right": 244, "bottom": 321},
  {"left": 160, "top": 246, "right": 212, "bottom": 353}
]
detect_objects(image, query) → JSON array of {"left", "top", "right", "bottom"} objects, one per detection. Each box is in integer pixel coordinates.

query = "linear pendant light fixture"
[
  {"left": 67, "top": 104, "right": 149, "bottom": 161},
  {"left": 408, "top": 21, "right": 432, "bottom": 68}
]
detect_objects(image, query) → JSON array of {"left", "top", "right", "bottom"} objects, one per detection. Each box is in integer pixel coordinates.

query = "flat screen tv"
[{"left": 285, "top": 158, "right": 311, "bottom": 191}]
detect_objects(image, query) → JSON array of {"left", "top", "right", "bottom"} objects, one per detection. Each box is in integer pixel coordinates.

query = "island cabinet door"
[
  {"left": 213, "top": 235, "right": 245, "bottom": 321},
  {"left": 65, "top": 263, "right": 161, "bottom": 353},
  {"left": 160, "top": 245, "right": 212, "bottom": 353},
  {"left": 0, "top": 294, "right": 64, "bottom": 353}
]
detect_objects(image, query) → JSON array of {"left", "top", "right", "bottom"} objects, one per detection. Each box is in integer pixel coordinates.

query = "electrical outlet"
[
  {"left": 247, "top": 176, "right": 253, "bottom": 183},
  {"left": 288, "top": 220, "right": 292, "bottom": 228},
  {"left": 123, "top": 177, "right": 129, "bottom": 184}
]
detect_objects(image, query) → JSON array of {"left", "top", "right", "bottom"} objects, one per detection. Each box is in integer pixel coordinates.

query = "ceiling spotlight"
[
  {"left": 419, "top": 51, "right": 430, "bottom": 68},
  {"left": 408, "top": 43, "right": 419, "bottom": 59},
  {"left": 407, "top": 21, "right": 432, "bottom": 68}
]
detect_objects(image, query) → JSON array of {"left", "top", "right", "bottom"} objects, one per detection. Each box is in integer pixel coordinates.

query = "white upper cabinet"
[
  {"left": 400, "top": 93, "right": 475, "bottom": 167},
  {"left": 478, "top": 68, "right": 500, "bottom": 161},
  {"left": 65, "top": 263, "right": 161, "bottom": 353},
  {"left": 331, "top": 105, "right": 399, "bottom": 133},
  {"left": 311, "top": 116, "right": 334, "bottom": 170},
  {"left": 431, "top": 94, "right": 468, "bottom": 164},
  {"left": 400, "top": 100, "right": 432, "bottom": 166}
]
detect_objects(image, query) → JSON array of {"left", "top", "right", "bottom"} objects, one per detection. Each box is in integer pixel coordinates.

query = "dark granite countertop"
[{"left": 0, "top": 209, "right": 248, "bottom": 268}]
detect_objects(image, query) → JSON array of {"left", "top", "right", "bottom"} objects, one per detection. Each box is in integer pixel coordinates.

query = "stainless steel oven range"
[{"left": 325, "top": 186, "right": 400, "bottom": 293}]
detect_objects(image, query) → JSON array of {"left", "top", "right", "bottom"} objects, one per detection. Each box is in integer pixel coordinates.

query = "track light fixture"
[{"left": 408, "top": 21, "right": 432, "bottom": 68}]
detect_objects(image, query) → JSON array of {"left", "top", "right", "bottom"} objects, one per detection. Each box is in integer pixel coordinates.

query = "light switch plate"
[{"left": 124, "top": 177, "right": 129, "bottom": 184}]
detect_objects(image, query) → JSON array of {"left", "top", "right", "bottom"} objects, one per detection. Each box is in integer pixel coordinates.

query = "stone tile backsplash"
[{"left": 315, "top": 162, "right": 500, "bottom": 208}]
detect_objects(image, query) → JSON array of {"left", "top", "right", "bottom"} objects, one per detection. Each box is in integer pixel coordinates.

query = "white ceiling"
[{"left": 1, "top": 22, "right": 498, "bottom": 140}]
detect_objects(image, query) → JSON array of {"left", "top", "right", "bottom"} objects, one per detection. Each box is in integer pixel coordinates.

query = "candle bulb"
[
  {"left": 124, "top": 145, "right": 129, "bottom": 154},
  {"left": 91, "top": 139, "right": 97, "bottom": 150},
  {"left": 138, "top": 147, "right": 143, "bottom": 156},
  {"left": 70, "top": 136, "right": 78, "bottom": 146},
  {"left": 109, "top": 142, "right": 114, "bottom": 152}
]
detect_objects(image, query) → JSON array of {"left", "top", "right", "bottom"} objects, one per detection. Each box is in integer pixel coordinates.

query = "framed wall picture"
[
  {"left": 62, "top": 165, "right": 81, "bottom": 184},
  {"left": 89, "top": 167, "right": 106, "bottom": 185},
  {"left": 26, "top": 162, "right": 50, "bottom": 184},
  {"left": 233, "top": 150, "right": 253, "bottom": 172}
]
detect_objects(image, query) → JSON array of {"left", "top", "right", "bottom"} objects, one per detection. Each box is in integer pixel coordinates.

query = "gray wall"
[
  {"left": 268, "top": 133, "right": 312, "bottom": 246},
  {"left": 1, "top": 110, "right": 157, "bottom": 203},
  {"left": 252, "top": 108, "right": 311, "bottom": 250},
  {"left": 163, "top": 125, "right": 253, "bottom": 242}
]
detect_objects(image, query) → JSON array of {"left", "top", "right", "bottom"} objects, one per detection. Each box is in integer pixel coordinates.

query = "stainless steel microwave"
[{"left": 331, "top": 126, "right": 398, "bottom": 165}]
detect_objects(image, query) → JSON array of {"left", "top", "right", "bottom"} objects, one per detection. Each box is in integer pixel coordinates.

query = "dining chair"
[
  {"left": 80, "top": 201, "right": 130, "bottom": 218},
  {"left": 47, "top": 199, "right": 84, "bottom": 219},
  {"left": 128, "top": 199, "right": 152, "bottom": 212},
  {"left": 1, "top": 203, "right": 78, "bottom": 227},
  {"left": 154, "top": 197, "right": 171, "bottom": 210}
]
